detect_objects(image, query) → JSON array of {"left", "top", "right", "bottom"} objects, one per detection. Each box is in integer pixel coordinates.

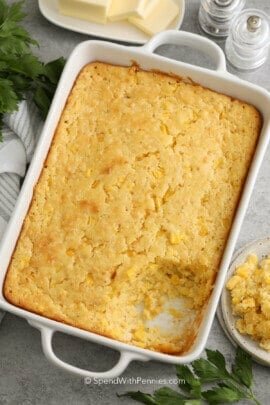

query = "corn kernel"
[
  {"left": 241, "top": 297, "right": 255, "bottom": 309},
  {"left": 85, "top": 169, "right": 92, "bottom": 178},
  {"left": 199, "top": 225, "right": 209, "bottom": 236},
  {"left": 86, "top": 274, "right": 94, "bottom": 285},
  {"left": 126, "top": 267, "right": 136, "bottom": 280},
  {"left": 264, "top": 275, "right": 270, "bottom": 285},
  {"left": 148, "top": 263, "right": 158, "bottom": 271},
  {"left": 154, "top": 197, "right": 161, "bottom": 210},
  {"left": 133, "top": 326, "right": 146, "bottom": 341},
  {"left": 20, "top": 256, "right": 30, "bottom": 267},
  {"left": 236, "top": 319, "right": 245, "bottom": 333},
  {"left": 171, "top": 274, "right": 180, "bottom": 285},
  {"left": 160, "top": 123, "right": 169, "bottom": 135},
  {"left": 226, "top": 275, "right": 241, "bottom": 290},
  {"left": 168, "top": 308, "right": 183, "bottom": 318},
  {"left": 254, "top": 268, "right": 261, "bottom": 278},
  {"left": 70, "top": 145, "right": 78, "bottom": 153},
  {"left": 215, "top": 157, "right": 224, "bottom": 169},
  {"left": 236, "top": 265, "right": 249, "bottom": 278},
  {"left": 143, "top": 309, "right": 152, "bottom": 320},
  {"left": 170, "top": 233, "right": 185, "bottom": 245},
  {"left": 153, "top": 169, "right": 164, "bottom": 179},
  {"left": 260, "top": 258, "right": 270, "bottom": 271},
  {"left": 262, "top": 301, "right": 270, "bottom": 318},
  {"left": 247, "top": 254, "right": 258, "bottom": 266}
]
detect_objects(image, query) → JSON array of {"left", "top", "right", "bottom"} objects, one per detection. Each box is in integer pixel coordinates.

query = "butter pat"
[
  {"left": 141, "top": 0, "right": 160, "bottom": 17},
  {"left": 108, "top": 0, "right": 158, "bottom": 22},
  {"left": 129, "top": 0, "right": 179, "bottom": 35},
  {"left": 108, "top": 0, "right": 146, "bottom": 21},
  {"left": 58, "top": 0, "right": 112, "bottom": 24}
]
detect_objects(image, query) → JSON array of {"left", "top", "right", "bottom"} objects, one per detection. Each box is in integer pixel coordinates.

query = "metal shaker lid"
[
  {"left": 199, "top": 0, "right": 246, "bottom": 37},
  {"left": 225, "top": 8, "right": 270, "bottom": 70},
  {"left": 232, "top": 9, "right": 270, "bottom": 48}
]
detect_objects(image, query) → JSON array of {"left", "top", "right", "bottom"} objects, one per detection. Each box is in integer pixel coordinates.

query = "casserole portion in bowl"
[{"left": 3, "top": 62, "right": 261, "bottom": 354}]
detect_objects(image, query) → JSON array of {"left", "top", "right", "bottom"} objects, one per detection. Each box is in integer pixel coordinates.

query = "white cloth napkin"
[{"left": 0, "top": 100, "right": 43, "bottom": 320}]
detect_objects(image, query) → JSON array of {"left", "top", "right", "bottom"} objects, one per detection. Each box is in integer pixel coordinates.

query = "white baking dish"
[{"left": 0, "top": 31, "right": 270, "bottom": 379}]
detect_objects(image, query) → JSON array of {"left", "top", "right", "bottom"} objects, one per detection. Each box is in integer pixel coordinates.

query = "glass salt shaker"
[
  {"left": 199, "top": 0, "right": 246, "bottom": 38},
  {"left": 225, "top": 9, "right": 270, "bottom": 70}
]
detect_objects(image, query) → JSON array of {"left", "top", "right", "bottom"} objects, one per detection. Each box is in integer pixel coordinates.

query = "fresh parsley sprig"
[
  {"left": 0, "top": 0, "right": 65, "bottom": 140},
  {"left": 119, "top": 347, "right": 261, "bottom": 405}
]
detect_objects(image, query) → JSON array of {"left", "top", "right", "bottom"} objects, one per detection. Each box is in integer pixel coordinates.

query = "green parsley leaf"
[
  {"left": 0, "top": 61, "right": 8, "bottom": 71},
  {"left": 0, "top": 1, "right": 37, "bottom": 54},
  {"left": 42, "top": 57, "right": 66, "bottom": 84},
  {"left": 0, "top": 0, "right": 9, "bottom": 20},
  {"left": 176, "top": 365, "right": 202, "bottom": 398},
  {"left": 119, "top": 388, "right": 200, "bottom": 405},
  {"left": 5, "top": 73, "right": 31, "bottom": 96},
  {"left": 232, "top": 347, "right": 253, "bottom": 388},
  {"left": 205, "top": 349, "right": 229, "bottom": 375},
  {"left": 0, "top": 0, "right": 65, "bottom": 141},
  {"left": 1, "top": 54, "right": 43, "bottom": 79},
  {"left": 216, "top": 380, "right": 244, "bottom": 393},
  {"left": 153, "top": 387, "right": 189, "bottom": 404},
  {"left": 33, "top": 86, "right": 51, "bottom": 120},
  {"left": 192, "top": 358, "right": 224, "bottom": 383},
  {"left": 217, "top": 380, "right": 252, "bottom": 401},
  {"left": 118, "top": 391, "right": 158, "bottom": 405},
  {"left": 0, "top": 29, "right": 37, "bottom": 55},
  {"left": 202, "top": 386, "right": 245, "bottom": 404},
  {"left": 0, "top": 0, "right": 25, "bottom": 24},
  {"left": 0, "top": 78, "right": 19, "bottom": 113}
]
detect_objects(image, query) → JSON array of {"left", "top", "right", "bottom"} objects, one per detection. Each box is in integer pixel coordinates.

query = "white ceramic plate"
[
  {"left": 38, "top": 0, "right": 185, "bottom": 44},
  {"left": 220, "top": 238, "right": 270, "bottom": 367}
]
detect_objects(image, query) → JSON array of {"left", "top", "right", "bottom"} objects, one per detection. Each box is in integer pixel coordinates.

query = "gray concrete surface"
[{"left": 0, "top": 0, "right": 270, "bottom": 404}]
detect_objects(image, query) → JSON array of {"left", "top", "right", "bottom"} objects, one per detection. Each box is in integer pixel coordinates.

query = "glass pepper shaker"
[
  {"left": 225, "top": 9, "right": 270, "bottom": 70},
  {"left": 199, "top": 0, "right": 246, "bottom": 37}
]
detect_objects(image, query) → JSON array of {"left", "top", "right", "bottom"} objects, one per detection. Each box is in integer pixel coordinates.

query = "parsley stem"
[
  {"left": 248, "top": 390, "right": 261, "bottom": 405},
  {"left": 221, "top": 376, "right": 261, "bottom": 405}
]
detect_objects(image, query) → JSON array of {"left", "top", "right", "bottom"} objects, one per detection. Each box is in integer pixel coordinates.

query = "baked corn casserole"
[
  {"left": 4, "top": 63, "right": 261, "bottom": 354},
  {"left": 227, "top": 254, "right": 270, "bottom": 352}
]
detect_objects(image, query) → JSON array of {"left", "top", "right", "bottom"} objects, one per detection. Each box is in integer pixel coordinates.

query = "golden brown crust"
[{"left": 4, "top": 62, "right": 262, "bottom": 354}]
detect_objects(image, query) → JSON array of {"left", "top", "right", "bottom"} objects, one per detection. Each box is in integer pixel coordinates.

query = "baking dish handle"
[
  {"left": 141, "top": 30, "right": 227, "bottom": 72},
  {"left": 29, "top": 322, "right": 149, "bottom": 379}
]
